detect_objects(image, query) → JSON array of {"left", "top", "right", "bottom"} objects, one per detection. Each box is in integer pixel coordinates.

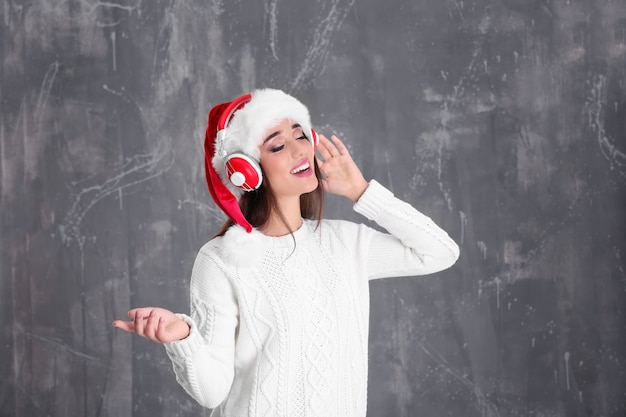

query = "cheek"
[{"left": 259, "top": 155, "right": 286, "bottom": 181}]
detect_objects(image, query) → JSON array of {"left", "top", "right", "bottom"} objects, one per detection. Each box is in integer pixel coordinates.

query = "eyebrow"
[{"left": 263, "top": 124, "right": 302, "bottom": 144}]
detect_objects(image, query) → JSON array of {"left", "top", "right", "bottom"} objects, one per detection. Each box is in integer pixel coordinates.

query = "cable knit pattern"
[{"left": 165, "top": 180, "right": 460, "bottom": 417}]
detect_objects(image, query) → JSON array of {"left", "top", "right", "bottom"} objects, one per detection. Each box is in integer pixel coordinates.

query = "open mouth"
[{"left": 290, "top": 161, "right": 311, "bottom": 175}]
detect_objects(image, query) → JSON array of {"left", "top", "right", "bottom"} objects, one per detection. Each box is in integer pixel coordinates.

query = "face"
[{"left": 258, "top": 118, "right": 318, "bottom": 200}]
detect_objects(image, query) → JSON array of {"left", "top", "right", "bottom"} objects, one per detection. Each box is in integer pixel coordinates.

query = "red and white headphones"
[{"left": 215, "top": 93, "right": 319, "bottom": 191}]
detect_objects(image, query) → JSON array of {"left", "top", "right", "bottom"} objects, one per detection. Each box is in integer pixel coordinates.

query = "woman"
[{"left": 113, "top": 88, "right": 460, "bottom": 416}]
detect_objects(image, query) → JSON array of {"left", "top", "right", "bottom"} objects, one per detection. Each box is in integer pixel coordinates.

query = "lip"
[{"left": 290, "top": 159, "right": 313, "bottom": 177}]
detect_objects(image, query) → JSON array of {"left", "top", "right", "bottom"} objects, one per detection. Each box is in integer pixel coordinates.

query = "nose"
[{"left": 291, "top": 138, "right": 307, "bottom": 158}]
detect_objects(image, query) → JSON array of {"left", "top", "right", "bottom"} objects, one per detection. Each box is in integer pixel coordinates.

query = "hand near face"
[
  {"left": 316, "top": 134, "right": 369, "bottom": 202},
  {"left": 112, "top": 307, "right": 190, "bottom": 344}
]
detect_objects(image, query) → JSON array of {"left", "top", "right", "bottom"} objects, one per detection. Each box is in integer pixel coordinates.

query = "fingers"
[
  {"left": 112, "top": 319, "right": 136, "bottom": 333},
  {"left": 154, "top": 318, "right": 168, "bottom": 343},
  {"left": 329, "top": 135, "right": 349, "bottom": 155},
  {"left": 113, "top": 308, "right": 163, "bottom": 342},
  {"left": 314, "top": 133, "right": 368, "bottom": 201},
  {"left": 146, "top": 314, "right": 169, "bottom": 342},
  {"left": 316, "top": 134, "right": 332, "bottom": 161},
  {"left": 111, "top": 308, "right": 148, "bottom": 332},
  {"left": 133, "top": 310, "right": 148, "bottom": 336},
  {"left": 135, "top": 309, "right": 163, "bottom": 341},
  {"left": 317, "top": 134, "right": 340, "bottom": 161}
]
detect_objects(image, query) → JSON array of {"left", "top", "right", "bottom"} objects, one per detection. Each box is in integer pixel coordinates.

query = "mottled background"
[{"left": 1, "top": 0, "right": 625, "bottom": 416}]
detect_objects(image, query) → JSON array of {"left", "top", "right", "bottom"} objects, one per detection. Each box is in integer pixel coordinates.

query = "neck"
[{"left": 259, "top": 196, "right": 303, "bottom": 237}]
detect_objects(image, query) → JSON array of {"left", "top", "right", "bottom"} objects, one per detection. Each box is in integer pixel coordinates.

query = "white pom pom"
[{"left": 218, "top": 225, "right": 265, "bottom": 268}]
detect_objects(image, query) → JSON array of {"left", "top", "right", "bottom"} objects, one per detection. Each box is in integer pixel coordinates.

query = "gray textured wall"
[{"left": 1, "top": 0, "right": 625, "bottom": 416}]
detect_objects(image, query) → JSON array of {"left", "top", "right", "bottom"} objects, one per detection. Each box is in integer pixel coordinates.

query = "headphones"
[{"left": 215, "top": 93, "right": 319, "bottom": 191}]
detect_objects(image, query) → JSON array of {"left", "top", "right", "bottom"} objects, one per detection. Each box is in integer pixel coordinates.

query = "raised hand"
[
  {"left": 315, "top": 134, "right": 368, "bottom": 202},
  {"left": 112, "top": 307, "right": 190, "bottom": 344}
]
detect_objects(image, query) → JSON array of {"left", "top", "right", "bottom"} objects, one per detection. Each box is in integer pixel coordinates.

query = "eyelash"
[{"left": 269, "top": 135, "right": 308, "bottom": 153}]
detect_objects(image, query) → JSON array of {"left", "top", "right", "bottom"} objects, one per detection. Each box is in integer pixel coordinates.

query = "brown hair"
[{"left": 215, "top": 161, "right": 324, "bottom": 237}]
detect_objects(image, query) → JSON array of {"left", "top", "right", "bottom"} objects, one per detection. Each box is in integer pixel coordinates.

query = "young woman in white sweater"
[{"left": 113, "top": 88, "right": 460, "bottom": 417}]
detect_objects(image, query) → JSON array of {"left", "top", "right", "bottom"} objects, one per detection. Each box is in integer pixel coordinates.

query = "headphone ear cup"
[
  {"left": 310, "top": 128, "right": 319, "bottom": 150},
  {"left": 225, "top": 153, "right": 263, "bottom": 191}
]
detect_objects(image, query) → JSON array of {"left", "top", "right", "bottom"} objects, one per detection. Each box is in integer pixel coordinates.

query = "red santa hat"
[{"left": 204, "top": 88, "right": 316, "bottom": 233}]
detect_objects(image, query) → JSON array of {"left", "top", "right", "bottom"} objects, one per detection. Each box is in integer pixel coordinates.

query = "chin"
[{"left": 302, "top": 179, "right": 319, "bottom": 194}]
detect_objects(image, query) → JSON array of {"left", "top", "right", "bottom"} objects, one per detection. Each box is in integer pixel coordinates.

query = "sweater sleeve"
[
  {"left": 164, "top": 244, "right": 238, "bottom": 409},
  {"left": 353, "top": 180, "right": 460, "bottom": 280}
]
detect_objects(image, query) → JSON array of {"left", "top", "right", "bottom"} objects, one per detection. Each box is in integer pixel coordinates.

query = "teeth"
[{"left": 291, "top": 162, "right": 310, "bottom": 174}]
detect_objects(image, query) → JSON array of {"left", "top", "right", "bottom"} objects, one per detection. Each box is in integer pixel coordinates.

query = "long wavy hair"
[{"left": 215, "top": 160, "right": 325, "bottom": 237}]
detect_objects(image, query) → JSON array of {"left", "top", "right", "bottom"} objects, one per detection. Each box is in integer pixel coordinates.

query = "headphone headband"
[
  {"left": 215, "top": 94, "right": 252, "bottom": 158},
  {"left": 216, "top": 93, "right": 252, "bottom": 131}
]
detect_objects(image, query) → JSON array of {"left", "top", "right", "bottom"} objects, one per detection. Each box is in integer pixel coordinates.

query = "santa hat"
[{"left": 204, "top": 88, "right": 315, "bottom": 233}]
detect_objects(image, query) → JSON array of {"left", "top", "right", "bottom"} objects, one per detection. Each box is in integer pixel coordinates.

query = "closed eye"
[
  {"left": 268, "top": 133, "right": 307, "bottom": 152},
  {"left": 270, "top": 145, "right": 285, "bottom": 153}
]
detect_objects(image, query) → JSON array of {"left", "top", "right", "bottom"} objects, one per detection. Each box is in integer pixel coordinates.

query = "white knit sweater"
[{"left": 165, "top": 180, "right": 460, "bottom": 417}]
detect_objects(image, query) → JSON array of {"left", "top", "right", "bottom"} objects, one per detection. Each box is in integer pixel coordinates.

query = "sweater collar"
[{"left": 218, "top": 220, "right": 314, "bottom": 268}]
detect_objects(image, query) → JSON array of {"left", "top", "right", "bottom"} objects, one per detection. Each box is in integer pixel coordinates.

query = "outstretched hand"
[
  {"left": 316, "top": 134, "right": 368, "bottom": 202},
  {"left": 112, "top": 307, "right": 190, "bottom": 344}
]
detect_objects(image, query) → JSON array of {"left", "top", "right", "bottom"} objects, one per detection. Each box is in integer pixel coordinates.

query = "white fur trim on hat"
[{"left": 212, "top": 88, "right": 313, "bottom": 195}]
